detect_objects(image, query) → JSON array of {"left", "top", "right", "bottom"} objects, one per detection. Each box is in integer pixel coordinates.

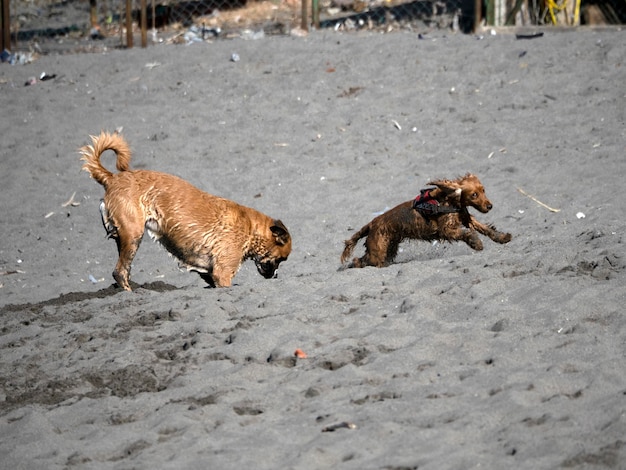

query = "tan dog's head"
[
  {"left": 428, "top": 173, "right": 493, "bottom": 213},
  {"left": 253, "top": 220, "right": 292, "bottom": 279}
]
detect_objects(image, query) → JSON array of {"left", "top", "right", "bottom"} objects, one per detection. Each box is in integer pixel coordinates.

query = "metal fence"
[{"left": 1, "top": 0, "right": 625, "bottom": 55}]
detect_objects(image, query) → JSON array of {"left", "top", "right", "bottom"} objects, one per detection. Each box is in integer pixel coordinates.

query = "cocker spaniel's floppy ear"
[{"left": 427, "top": 178, "right": 462, "bottom": 196}]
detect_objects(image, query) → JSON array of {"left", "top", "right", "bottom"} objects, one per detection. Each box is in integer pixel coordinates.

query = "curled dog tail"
[
  {"left": 340, "top": 223, "right": 370, "bottom": 264},
  {"left": 80, "top": 131, "right": 132, "bottom": 187}
]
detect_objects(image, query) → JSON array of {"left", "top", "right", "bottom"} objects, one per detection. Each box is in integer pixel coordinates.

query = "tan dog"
[
  {"left": 341, "top": 173, "right": 511, "bottom": 268},
  {"left": 80, "top": 131, "right": 292, "bottom": 290}
]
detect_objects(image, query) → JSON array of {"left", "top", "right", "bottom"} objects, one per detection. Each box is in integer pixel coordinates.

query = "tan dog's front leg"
[
  {"left": 211, "top": 263, "right": 236, "bottom": 287},
  {"left": 211, "top": 249, "right": 241, "bottom": 287}
]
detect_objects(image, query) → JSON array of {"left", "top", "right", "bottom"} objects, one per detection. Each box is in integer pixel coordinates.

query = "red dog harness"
[{"left": 412, "top": 188, "right": 460, "bottom": 216}]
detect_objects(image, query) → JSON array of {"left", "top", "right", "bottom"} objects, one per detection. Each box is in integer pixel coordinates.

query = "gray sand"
[{"left": 1, "top": 29, "right": 625, "bottom": 469}]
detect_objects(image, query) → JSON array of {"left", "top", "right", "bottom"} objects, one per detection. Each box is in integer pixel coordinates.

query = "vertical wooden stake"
[
  {"left": 1, "top": 0, "right": 10, "bottom": 52},
  {"left": 301, "top": 0, "right": 309, "bottom": 31},
  {"left": 474, "top": 0, "right": 482, "bottom": 31},
  {"left": 126, "top": 0, "right": 133, "bottom": 48},
  {"left": 140, "top": 0, "right": 147, "bottom": 47},
  {"left": 312, "top": 0, "right": 319, "bottom": 29},
  {"left": 89, "top": 0, "right": 98, "bottom": 27}
]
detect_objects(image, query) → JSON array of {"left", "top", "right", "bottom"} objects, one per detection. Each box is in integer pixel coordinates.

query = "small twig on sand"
[
  {"left": 322, "top": 421, "right": 357, "bottom": 432},
  {"left": 62, "top": 191, "right": 80, "bottom": 207},
  {"left": 1, "top": 270, "right": 24, "bottom": 275},
  {"left": 517, "top": 187, "right": 560, "bottom": 212}
]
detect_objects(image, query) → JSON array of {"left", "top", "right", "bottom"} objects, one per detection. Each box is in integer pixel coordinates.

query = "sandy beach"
[{"left": 1, "top": 27, "right": 625, "bottom": 469}]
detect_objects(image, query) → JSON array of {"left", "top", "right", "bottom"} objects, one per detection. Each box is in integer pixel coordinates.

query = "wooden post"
[
  {"left": 140, "top": 0, "right": 147, "bottom": 47},
  {"left": 312, "top": 0, "right": 319, "bottom": 29},
  {"left": 474, "top": 0, "right": 482, "bottom": 31},
  {"left": 89, "top": 0, "right": 98, "bottom": 27},
  {"left": 301, "top": 0, "right": 308, "bottom": 31},
  {"left": 126, "top": 0, "right": 133, "bottom": 48},
  {"left": 1, "top": 0, "right": 10, "bottom": 52}
]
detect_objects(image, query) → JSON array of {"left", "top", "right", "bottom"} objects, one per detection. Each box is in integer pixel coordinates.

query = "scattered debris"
[
  {"left": 88, "top": 274, "right": 106, "bottom": 284},
  {"left": 1, "top": 49, "right": 37, "bottom": 65},
  {"left": 167, "top": 24, "right": 221, "bottom": 45},
  {"left": 517, "top": 187, "right": 561, "bottom": 213},
  {"left": 516, "top": 32, "right": 544, "bottom": 39},
  {"left": 290, "top": 27, "right": 308, "bottom": 38},
  {"left": 24, "top": 72, "right": 57, "bottom": 86},
  {"left": 39, "top": 72, "right": 56, "bottom": 81},
  {"left": 240, "top": 29, "right": 265, "bottom": 40},
  {"left": 338, "top": 86, "right": 363, "bottom": 98},
  {"left": 322, "top": 421, "right": 357, "bottom": 432},
  {"left": 1, "top": 270, "right": 25, "bottom": 276},
  {"left": 62, "top": 192, "right": 80, "bottom": 207},
  {"left": 90, "top": 26, "right": 105, "bottom": 40}
]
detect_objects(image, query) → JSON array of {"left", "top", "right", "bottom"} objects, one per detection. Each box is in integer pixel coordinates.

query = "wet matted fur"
[
  {"left": 341, "top": 174, "right": 511, "bottom": 268},
  {"left": 81, "top": 131, "right": 292, "bottom": 290}
]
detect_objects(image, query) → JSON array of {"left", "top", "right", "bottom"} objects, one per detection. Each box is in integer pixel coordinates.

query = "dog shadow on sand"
[{"left": 0, "top": 281, "right": 179, "bottom": 315}]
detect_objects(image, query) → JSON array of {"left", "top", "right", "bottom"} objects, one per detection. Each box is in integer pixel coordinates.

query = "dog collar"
[{"left": 412, "top": 188, "right": 461, "bottom": 216}]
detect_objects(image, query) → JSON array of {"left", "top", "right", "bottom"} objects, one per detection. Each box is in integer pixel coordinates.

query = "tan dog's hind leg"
[{"left": 112, "top": 225, "right": 144, "bottom": 291}]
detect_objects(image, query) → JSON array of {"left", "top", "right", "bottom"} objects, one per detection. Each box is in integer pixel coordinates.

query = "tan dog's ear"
[{"left": 270, "top": 220, "right": 291, "bottom": 246}]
